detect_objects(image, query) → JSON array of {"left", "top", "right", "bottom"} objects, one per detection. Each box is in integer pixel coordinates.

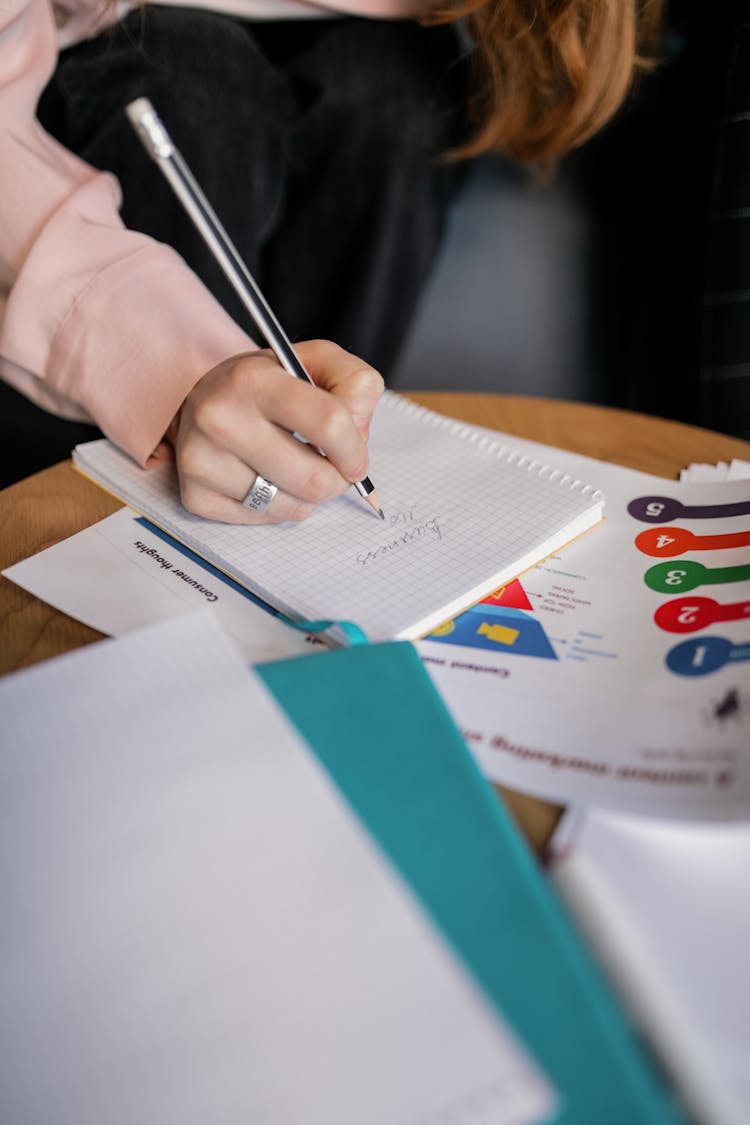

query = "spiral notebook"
[{"left": 72, "top": 393, "right": 605, "bottom": 641}]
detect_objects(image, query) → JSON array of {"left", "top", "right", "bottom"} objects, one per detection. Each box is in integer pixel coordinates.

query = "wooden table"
[{"left": 3, "top": 393, "right": 750, "bottom": 849}]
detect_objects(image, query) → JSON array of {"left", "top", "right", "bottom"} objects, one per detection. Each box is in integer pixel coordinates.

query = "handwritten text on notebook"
[{"left": 356, "top": 506, "right": 442, "bottom": 566}]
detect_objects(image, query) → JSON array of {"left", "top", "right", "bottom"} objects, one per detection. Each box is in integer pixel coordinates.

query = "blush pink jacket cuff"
[{"left": 0, "top": 0, "right": 255, "bottom": 466}]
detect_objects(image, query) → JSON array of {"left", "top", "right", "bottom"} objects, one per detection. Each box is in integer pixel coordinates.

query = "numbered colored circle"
[
  {"left": 666, "top": 636, "right": 732, "bottom": 676},
  {"left": 627, "top": 496, "right": 683, "bottom": 523},
  {"left": 654, "top": 597, "right": 718, "bottom": 633},
  {"left": 635, "top": 527, "right": 694, "bottom": 558},
  {"left": 644, "top": 560, "right": 707, "bottom": 593}
]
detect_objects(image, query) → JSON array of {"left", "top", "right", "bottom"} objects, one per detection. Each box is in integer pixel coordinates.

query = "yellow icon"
[
  {"left": 477, "top": 621, "right": 519, "bottom": 646},
  {"left": 431, "top": 619, "right": 456, "bottom": 637}
]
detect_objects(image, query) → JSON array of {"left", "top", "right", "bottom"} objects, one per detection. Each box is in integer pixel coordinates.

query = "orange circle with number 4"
[{"left": 636, "top": 527, "right": 694, "bottom": 557}]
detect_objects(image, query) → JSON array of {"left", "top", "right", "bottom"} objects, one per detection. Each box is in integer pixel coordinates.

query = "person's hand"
[{"left": 165, "top": 340, "right": 384, "bottom": 524}]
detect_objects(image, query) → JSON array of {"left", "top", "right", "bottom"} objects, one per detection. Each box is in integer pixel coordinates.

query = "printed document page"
[
  {"left": 3, "top": 507, "right": 312, "bottom": 664},
  {"left": 419, "top": 444, "right": 750, "bottom": 820},
  {"left": 0, "top": 612, "right": 554, "bottom": 1125}
]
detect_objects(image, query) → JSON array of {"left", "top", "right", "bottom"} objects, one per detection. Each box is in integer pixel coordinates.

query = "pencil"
[{"left": 125, "top": 97, "right": 384, "bottom": 520}]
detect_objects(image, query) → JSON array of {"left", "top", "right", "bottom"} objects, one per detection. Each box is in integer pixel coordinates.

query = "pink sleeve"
[{"left": 0, "top": 0, "right": 256, "bottom": 465}]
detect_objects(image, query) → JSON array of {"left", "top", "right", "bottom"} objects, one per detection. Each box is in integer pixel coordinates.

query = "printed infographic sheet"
[{"left": 418, "top": 445, "right": 750, "bottom": 820}]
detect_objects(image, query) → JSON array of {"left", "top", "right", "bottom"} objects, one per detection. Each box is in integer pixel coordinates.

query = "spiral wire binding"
[{"left": 384, "top": 392, "right": 606, "bottom": 505}]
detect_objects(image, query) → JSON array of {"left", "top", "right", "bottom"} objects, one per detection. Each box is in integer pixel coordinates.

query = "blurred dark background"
[
  {"left": 2, "top": 0, "right": 748, "bottom": 491},
  {"left": 392, "top": 0, "right": 750, "bottom": 442}
]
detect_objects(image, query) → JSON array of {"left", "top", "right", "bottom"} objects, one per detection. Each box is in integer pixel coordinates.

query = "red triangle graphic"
[{"left": 481, "top": 579, "right": 533, "bottom": 612}]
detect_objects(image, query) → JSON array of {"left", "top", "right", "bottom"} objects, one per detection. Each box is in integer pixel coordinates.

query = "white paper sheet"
[
  {"left": 3, "top": 507, "right": 311, "bottom": 663},
  {"left": 550, "top": 808, "right": 750, "bottom": 1125},
  {"left": 0, "top": 612, "right": 554, "bottom": 1125}
]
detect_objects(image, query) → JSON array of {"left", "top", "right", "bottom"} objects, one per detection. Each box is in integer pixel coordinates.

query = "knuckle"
[
  {"left": 300, "top": 338, "right": 332, "bottom": 359},
  {"left": 316, "top": 399, "right": 350, "bottom": 449},
  {"left": 178, "top": 444, "right": 211, "bottom": 485},
  {"left": 284, "top": 499, "right": 315, "bottom": 524},
  {"left": 299, "top": 460, "right": 337, "bottom": 504},
  {"left": 192, "top": 396, "right": 231, "bottom": 442},
  {"left": 349, "top": 364, "right": 385, "bottom": 399},
  {"left": 179, "top": 482, "right": 207, "bottom": 517},
  {"left": 225, "top": 356, "right": 257, "bottom": 394}
]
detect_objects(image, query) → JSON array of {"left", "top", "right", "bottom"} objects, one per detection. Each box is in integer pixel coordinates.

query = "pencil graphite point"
[{"left": 367, "top": 491, "right": 384, "bottom": 520}]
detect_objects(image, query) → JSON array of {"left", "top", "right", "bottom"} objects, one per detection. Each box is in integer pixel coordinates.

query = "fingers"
[
  {"left": 292, "top": 339, "right": 385, "bottom": 441},
  {"left": 181, "top": 474, "right": 314, "bottom": 527},
  {"left": 175, "top": 432, "right": 322, "bottom": 526},
  {"left": 173, "top": 345, "right": 383, "bottom": 525},
  {"left": 252, "top": 382, "right": 369, "bottom": 486}
]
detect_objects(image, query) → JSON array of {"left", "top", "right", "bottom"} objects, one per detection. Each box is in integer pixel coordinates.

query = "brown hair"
[{"left": 429, "top": 0, "right": 666, "bottom": 164}]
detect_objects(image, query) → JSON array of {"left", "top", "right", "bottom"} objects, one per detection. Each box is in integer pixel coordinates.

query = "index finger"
[{"left": 293, "top": 340, "right": 385, "bottom": 439}]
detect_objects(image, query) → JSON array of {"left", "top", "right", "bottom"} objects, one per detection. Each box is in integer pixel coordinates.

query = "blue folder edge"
[{"left": 258, "top": 641, "right": 686, "bottom": 1125}]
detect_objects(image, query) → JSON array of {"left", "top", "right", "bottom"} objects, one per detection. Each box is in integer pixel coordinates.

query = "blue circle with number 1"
[{"left": 666, "top": 636, "right": 732, "bottom": 676}]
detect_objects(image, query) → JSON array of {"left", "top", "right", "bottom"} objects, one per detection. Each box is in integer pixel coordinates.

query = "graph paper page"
[{"left": 73, "top": 394, "right": 605, "bottom": 640}]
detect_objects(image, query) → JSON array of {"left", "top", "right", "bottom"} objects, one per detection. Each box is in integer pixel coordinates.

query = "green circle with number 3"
[{"left": 644, "top": 560, "right": 707, "bottom": 593}]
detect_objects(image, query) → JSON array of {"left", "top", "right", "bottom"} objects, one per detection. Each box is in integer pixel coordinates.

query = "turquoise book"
[{"left": 259, "top": 641, "right": 686, "bottom": 1125}]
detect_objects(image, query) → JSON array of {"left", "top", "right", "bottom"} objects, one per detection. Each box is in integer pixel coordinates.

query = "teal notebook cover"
[{"left": 259, "top": 642, "right": 685, "bottom": 1125}]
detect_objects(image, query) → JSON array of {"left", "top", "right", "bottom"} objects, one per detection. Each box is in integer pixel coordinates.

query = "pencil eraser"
[{"left": 125, "top": 97, "right": 154, "bottom": 126}]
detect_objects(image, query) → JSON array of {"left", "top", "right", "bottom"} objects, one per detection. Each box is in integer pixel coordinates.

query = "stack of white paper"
[{"left": 0, "top": 612, "right": 553, "bottom": 1125}]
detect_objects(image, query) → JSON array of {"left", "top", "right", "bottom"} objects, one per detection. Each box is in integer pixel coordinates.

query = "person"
[{"left": 0, "top": 0, "right": 664, "bottom": 516}]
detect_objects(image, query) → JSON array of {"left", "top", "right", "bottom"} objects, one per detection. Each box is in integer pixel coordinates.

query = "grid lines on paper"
[{"left": 76, "top": 396, "right": 603, "bottom": 640}]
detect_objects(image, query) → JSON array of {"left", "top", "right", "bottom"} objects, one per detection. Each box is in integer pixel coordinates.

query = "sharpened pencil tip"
[{"left": 364, "top": 489, "right": 384, "bottom": 519}]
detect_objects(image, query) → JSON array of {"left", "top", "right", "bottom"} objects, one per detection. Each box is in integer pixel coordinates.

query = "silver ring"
[{"left": 241, "top": 474, "right": 278, "bottom": 514}]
